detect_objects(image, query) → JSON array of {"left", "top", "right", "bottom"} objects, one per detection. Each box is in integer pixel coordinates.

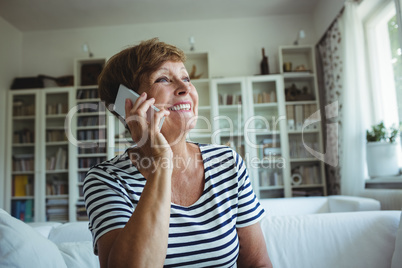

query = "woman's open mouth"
[{"left": 168, "top": 103, "right": 191, "bottom": 111}]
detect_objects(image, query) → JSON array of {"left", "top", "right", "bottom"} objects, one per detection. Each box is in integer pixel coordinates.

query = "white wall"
[
  {"left": 21, "top": 14, "right": 317, "bottom": 79},
  {"left": 0, "top": 17, "right": 22, "bottom": 209},
  {"left": 313, "top": 0, "right": 345, "bottom": 42}
]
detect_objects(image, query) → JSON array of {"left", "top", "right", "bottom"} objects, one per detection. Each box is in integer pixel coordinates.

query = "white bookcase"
[
  {"left": 244, "top": 75, "right": 291, "bottom": 198},
  {"left": 278, "top": 45, "right": 327, "bottom": 197},
  {"left": 5, "top": 87, "right": 75, "bottom": 222},
  {"left": 72, "top": 57, "right": 115, "bottom": 221},
  {"left": 210, "top": 75, "right": 291, "bottom": 198},
  {"left": 184, "top": 52, "right": 214, "bottom": 145}
]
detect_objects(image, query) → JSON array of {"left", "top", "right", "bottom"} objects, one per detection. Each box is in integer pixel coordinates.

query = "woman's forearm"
[{"left": 107, "top": 166, "right": 172, "bottom": 268}]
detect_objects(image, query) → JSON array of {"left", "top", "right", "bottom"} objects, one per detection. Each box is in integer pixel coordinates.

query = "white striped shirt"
[{"left": 83, "top": 143, "right": 265, "bottom": 267}]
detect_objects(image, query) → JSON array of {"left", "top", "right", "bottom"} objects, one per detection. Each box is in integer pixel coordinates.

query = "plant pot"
[{"left": 366, "top": 141, "right": 400, "bottom": 177}]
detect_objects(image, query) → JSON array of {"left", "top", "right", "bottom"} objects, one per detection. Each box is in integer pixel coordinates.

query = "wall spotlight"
[
  {"left": 82, "top": 43, "right": 94, "bottom": 58},
  {"left": 293, "top": 30, "right": 306, "bottom": 45}
]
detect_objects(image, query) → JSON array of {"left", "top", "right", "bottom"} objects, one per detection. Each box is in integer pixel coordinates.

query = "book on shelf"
[
  {"left": 292, "top": 189, "right": 323, "bottom": 197},
  {"left": 259, "top": 170, "right": 284, "bottom": 187},
  {"left": 253, "top": 91, "right": 277, "bottom": 104},
  {"left": 294, "top": 105, "right": 303, "bottom": 130},
  {"left": 46, "top": 103, "right": 68, "bottom": 115},
  {"left": 76, "top": 201, "right": 89, "bottom": 221},
  {"left": 46, "top": 129, "right": 67, "bottom": 142},
  {"left": 219, "top": 93, "right": 242, "bottom": 105},
  {"left": 13, "top": 128, "right": 34, "bottom": 144},
  {"left": 288, "top": 137, "right": 319, "bottom": 158},
  {"left": 292, "top": 165, "right": 320, "bottom": 185},
  {"left": 46, "top": 147, "right": 67, "bottom": 170},
  {"left": 46, "top": 201, "right": 68, "bottom": 221},
  {"left": 46, "top": 177, "right": 68, "bottom": 195},
  {"left": 12, "top": 199, "right": 33, "bottom": 222},
  {"left": 286, "top": 105, "right": 295, "bottom": 130},
  {"left": 47, "top": 198, "right": 69, "bottom": 206},
  {"left": 287, "top": 103, "right": 319, "bottom": 131},
  {"left": 13, "top": 100, "right": 35, "bottom": 116},
  {"left": 13, "top": 154, "right": 35, "bottom": 172},
  {"left": 76, "top": 88, "right": 99, "bottom": 100},
  {"left": 259, "top": 138, "right": 281, "bottom": 158},
  {"left": 13, "top": 175, "right": 33, "bottom": 196},
  {"left": 303, "top": 104, "right": 319, "bottom": 130}
]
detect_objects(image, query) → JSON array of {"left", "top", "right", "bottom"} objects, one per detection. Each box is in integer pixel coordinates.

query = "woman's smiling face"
[{"left": 138, "top": 60, "right": 199, "bottom": 136}]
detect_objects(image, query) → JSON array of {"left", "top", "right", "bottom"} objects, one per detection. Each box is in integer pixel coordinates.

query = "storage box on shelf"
[
  {"left": 6, "top": 87, "right": 75, "bottom": 222},
  {"left": 279, "top": 45, "right": 327, "bottom": 197}
]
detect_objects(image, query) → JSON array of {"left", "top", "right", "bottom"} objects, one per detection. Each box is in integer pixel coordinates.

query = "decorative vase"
[
  {"left": 260, "top": 48, "right": 269, "bottom": 75},
  {"left": 366, "top": 141, "right": 400, "bottom": 177}
]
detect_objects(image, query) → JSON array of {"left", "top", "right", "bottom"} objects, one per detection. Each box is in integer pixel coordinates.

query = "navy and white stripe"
[{"left": 83, "top": 143, "right": 265, "bottom": 267}]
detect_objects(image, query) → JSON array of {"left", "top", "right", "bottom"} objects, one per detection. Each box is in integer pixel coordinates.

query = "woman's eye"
[
  {"left": 155, "top": 77, "right": 169, "bottom": 83},
  {"left": 182, "top": 76, "right": 190, "bottom": 82}
]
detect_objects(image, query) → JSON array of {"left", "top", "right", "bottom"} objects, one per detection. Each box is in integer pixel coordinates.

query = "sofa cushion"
[
  {"left": 0, "top": 209, "right": 67, "bottom": 268},
  {"left": 328, "top": 195, "right": 381, "bottom": 212},
  {"left": 391, "top": 210, "right": 402, "bottom": 268},
  {"left": 259, "top": 197, "right": 329, "bottom": 215},
  {"left": 57, "top": 241, "right": 100, "bottom": 268},
  {"left": 261, "top": 211, "right": 400, "bottom": 268},
  {"left": 28, "top": 221, "right": 62, "bottom": 238},
  {"left": 49, "top": 221, "right": 92, "bottom": 243}
]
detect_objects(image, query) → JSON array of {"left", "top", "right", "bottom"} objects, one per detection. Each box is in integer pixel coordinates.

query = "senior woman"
[{"left": 83, "top": 38, "right": 272, "bottom": 268}]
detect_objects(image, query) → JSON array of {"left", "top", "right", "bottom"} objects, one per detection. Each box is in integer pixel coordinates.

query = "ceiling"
[{"left": 0, "top": 0, "right": 320, "bottom": 32}]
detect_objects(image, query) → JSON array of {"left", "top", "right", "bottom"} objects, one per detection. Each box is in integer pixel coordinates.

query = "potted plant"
[{"left": 366, "top": 121, "right": 401, "bottom": 177}]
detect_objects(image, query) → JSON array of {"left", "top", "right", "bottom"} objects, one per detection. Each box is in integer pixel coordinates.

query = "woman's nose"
[{"left": 174, "top": 80, "right": 190, "bottom": 96}]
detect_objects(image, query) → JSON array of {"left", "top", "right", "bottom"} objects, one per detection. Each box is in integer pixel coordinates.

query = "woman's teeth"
[{"left": 168, "top": 104, "right": 191, "bottom": 111}]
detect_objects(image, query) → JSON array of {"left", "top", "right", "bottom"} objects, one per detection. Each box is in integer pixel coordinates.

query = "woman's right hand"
[{"left": 124, "top": 92, "right": 172, "bottom": 167}]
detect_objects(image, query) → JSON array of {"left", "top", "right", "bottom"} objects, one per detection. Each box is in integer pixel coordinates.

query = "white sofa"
[
  {"left": 0, "top": 196, "right": 401, "bottom": 268},
  {"left": 259, "top": 195, "right": 382, "bottom": 215}
]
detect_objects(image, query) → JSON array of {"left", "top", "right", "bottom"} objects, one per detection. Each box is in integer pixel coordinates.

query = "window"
[
  {"left": 365, "top": 0, "right": 401, "bottom": 128},
  {"left": 388, "top": 15, "right": 402, "bottom": 121}
]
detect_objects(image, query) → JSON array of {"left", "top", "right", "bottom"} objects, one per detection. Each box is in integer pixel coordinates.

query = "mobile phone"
[{"left": 113, "top": 84, "right": 164, "bottom": 129}]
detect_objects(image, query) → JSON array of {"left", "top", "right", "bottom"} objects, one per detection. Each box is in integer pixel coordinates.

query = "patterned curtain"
[{"left": 316, "top": 20, "right": 343, "bottom": 195}]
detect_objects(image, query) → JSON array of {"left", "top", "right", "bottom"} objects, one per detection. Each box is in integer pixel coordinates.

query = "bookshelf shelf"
[
  {"left": 253, "top": 103, "right": 278, "bottom": 109},
  {"left": 46, "top": 194, "right": 69, "bottom": 198},
  {"left": 77, "top": 125, "right": 107, "bottom": 130},
  {"left": 46, "top": 141, "right": 69, "bottom": 146},
  {"left": 77, "top": 111, "right": 106, "bottom": 116},
  {"left": 12, "top": 116, "right": 36, "bottom": 120},
  {"left": 290, "top": 158, "right": 320, "bottom": 162},
  {"left": 11, "top": 196, "right": 34, "bottom": 200},
  {"left": 219, "top": 104, "right": 243, "bottom": 111},
  {"left": 283, "top": 72, "right": 314, "bottom": 78},
  {"left": 285, "top": 100, "right": 317, "bottom": 105},
  {"left": 259, "top": 185, "right": 285, "bottom": 191},
  {"left": 46, "top": 114, "right": 68, "bottom": 119},
  {"left": 12, "top": 143, "right": 35, "bottom": 147},
  {"left": 46, "top": 169, "right": 69, "bottom": 174},
  {"left": 292, "top": 184, "right": 324, "bottom": 188}
]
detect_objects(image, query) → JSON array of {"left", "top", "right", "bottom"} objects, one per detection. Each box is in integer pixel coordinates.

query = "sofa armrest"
[
  {"left": 328, "top": 195, "right": 381, "bottom": 212},
  {"left": 261, "top": 211, "right": 400, "bottom": 268}
]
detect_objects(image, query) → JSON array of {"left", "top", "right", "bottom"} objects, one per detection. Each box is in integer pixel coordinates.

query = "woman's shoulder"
[
  {"left": 84, "top": 151, "right": 141, "bottom": 183},
  {"left": 198, "top": 143, "right": 229, "bottom": 155},
  {"left": 196, "top": 143, "right": 242, "bottom": 167}
]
